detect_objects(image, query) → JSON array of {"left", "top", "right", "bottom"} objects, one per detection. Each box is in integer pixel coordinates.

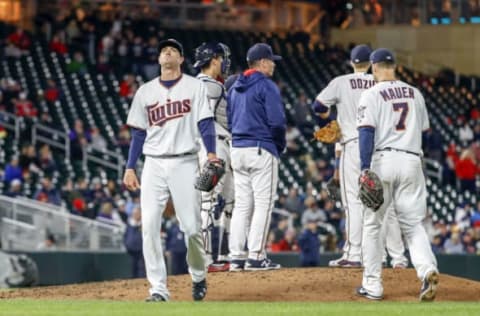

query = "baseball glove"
[
  {"left": 358, "top": 169, "right": 384, "bottom": 211},
  {"left": 313, "top": 120, "right": 341, "bottom": 143},
  {"left": 195, "top": 158, "right": 225, "bottom": 192},
  {"left": 326, "top": 177, "right": 341, "bottom": 202}
]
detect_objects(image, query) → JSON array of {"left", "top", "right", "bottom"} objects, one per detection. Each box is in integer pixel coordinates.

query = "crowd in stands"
[{"left": 1, "top": 2, "right": 480, "bottom": 264}]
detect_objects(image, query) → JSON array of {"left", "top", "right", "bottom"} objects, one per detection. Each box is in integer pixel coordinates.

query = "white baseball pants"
[
  {"left": 140, "top": 155, "right": 207, "bottom": 299},
  {"left": 229, "top": 147, "right": 278, "bottom": 261},
  {"left": 362, "top": 151, "right": 438, "bottom": 296}
]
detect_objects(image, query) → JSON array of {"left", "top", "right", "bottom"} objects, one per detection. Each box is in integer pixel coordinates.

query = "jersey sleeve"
[
  {"left": 417, "top": 89, "right": 430, "bottom": 131},
  {"left": 126, "top": 86, "right": 148, "bottom": 130},
  {"left": 196, "top": 81, "right": 214, "bottom": 122},
  {"left": 315, "top": 78, "right": 339, "bottom": 107},
  {"left": 356, "top": 90, "right": 376, "bottom": 128}
]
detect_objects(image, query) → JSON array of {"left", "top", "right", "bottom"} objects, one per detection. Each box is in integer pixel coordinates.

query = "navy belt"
[
  {"left": 148, "top": 152, "right": 196, "bottom": 159},
  {"left": 376, "top": 147, "right": 420, "bottom": 157}
]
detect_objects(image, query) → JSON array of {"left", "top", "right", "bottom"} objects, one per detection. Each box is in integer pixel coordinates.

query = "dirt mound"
[{"left": 1, "top": 268, "right": 479, "bottom": 302}]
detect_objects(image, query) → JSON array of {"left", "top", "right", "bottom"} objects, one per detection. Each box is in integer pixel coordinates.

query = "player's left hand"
[
  {"left": 312, "top": 120, "right": 341, "bottom": 143},
  {"left": 123, "top": 169, "right": 141, "bottom": 191}
]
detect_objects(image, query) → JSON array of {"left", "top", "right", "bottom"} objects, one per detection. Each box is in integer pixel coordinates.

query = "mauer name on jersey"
[
  {"left": 147, "top": 99, "right": 191, "bottom": 126},
  {"left": 379, "top": 87, "right": 414, "bottom": 102},
  {"left": 350, "top": 78, "right": 375, "bottom": 90}
]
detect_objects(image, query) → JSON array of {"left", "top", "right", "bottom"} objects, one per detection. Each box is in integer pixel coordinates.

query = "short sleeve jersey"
[{"left": 126, "top": 74, "right": 213, "bottom": 156}]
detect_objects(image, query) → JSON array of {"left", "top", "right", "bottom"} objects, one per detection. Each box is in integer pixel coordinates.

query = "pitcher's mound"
[{"left": 1, "top": 268, "right": 479, "bottom": 301}]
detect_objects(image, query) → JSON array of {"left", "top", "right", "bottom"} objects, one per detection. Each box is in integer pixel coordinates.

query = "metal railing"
[
  {"left": 0, "top": 111, "right": 21, "bottom": 141},
  {"left": 424, "top": 157, "right": 443, "bottom": 183},
  {"left": 0, "top": 195, "right": 125, "bottom": 252}
]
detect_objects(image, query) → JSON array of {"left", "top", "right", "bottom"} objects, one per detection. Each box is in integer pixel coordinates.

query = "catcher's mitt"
[
  {"left": 358, "top": 169, "right": 384, "bottom": 211},
  {"left": 195, "top": 158, "right": 225, "bottom": 192},
  {"left": 326, "top": 177, "right": 341, "bottom": 202},
  {"left": 313, "top": 120, "right": 341, "bottom": 143}
]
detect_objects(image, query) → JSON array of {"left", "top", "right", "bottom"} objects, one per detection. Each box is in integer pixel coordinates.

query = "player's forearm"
[
  {"left": 126, "top": 128, "right": 146, "bottom": 169},
  {"left": 358, "top": 126, "right": 375, "bottom": 170},
  {"left": 198, "top": 117, "right": 216, "bottom": 155}
]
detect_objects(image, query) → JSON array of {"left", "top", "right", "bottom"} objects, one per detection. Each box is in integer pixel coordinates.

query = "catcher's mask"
[{"left": 194, "top": 42, "right": 231, "bottom": 76}]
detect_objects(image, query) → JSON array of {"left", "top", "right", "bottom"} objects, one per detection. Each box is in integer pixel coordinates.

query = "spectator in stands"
[
  {"left": 165, "top": 218, "right": 188, "bottom": 275},
  {"left": 298, "top": 219, "right": 320, "bottom": 267},
  {"left": 39, "top": 111, "right": 55, "bottom": 128},
  {"left": 115, "top": 39, "right": 129, "bottom": 75},
  {"left": 301, "top": 196, "right": 327, "bottom": 227},
  {"left": 293, "top": 92, "right": 314, "bottom": 134},
  {"left": 96, "top": 54, "right": 111, "bottom": 74},
  {"left": 117, "top": 125, "right": 131, "bottom": 156},
  {"left": 5, "top": 178, "right": 23, "bottom": 198},
  {"left": 462, "top": 229, "right": 477, "bottom": 254},
  {"left": 49, "top": 33, "right": 68, "bottom": 55},
  {"left": 67, "top": 51, "right": 87, "bottom": 75},
  {"left": 271, "top": 228, "right": 299, "bottom": 252},
  {"left": 43, "top": 79, "right": 61, "bottom": 103},
  {"left": 118, "top": 74, "right": 136, "bottom": 99},
  {"left": 115, "top": 198, "right": 129, "bottom": 225},
  {"left": 455, "top": 147, "right": 478, "bottom": 192},
  {"left": 38, "top": 144, "right": 57, "bottom": 175},
  {"left": 7, "top": 27, "right": 31, "bottom": 53},
  {"left": 284, "top": 188, "right": 304, "bottom": 224},
  {"left": 324, "top": 199, "right": 342, "bottom": 232},
  {"left": 69, "top": 119, "right": 91, "bottom": 161},
  {"left": 89, "top": 127, "right": 107, "bottom": 151},
  {"left": 443, "top": 142, "right": 458, "bottom": 185},
  {"left": 14, "top": 92, "right": 37, "bottom": 118},
  {"left": 4, "top": 156, "right": 23, "bottom": 184},
  {"left": 455, "top": 202, "right": 473, "bottom": 231},
  {"left": 37, "top": 234, "right": 57, "bottom": 251},
  {"left": 444, "top": 230, "right": 465, "bottom": 254},
  {"left": 423, "top": 128, "right": 443, "bottom": 162},
  {"left": 125, "top": 191, "right": 140, "bottom": 216},
  {"left": 124, "top": 206, "right": 145, "bottom": 278},
  {"left": 473, "top": 124, "right": 480, "bottom": 142},
  {"left": 34, "top": 177, "right": 61, "bottom": 205},
  {"left": 142, "top": 36, "right": 159, "bottom": 80},
  {"left": 471, "top": 202, "right": 480, "bottom": 227},
  {"left": 431, "top": 234, "right": 444, "bottom": 254},
  {"left": 71, "top": 197, "right": 87, "bottom": 216},
  {"left": 459, "top": 121, "right": 474, "bottom": 143},
  {"left": 19, "top": 144, "right": 40, "bottom": 174},
  {"left": 97, "top": 201, "right": 124, "bottom": 226},
  {"left": 285, "top": 125, "right": 301, "bottom": 156},
  {"left": 130, "top": 36, "right": 144, "bottom": 76}
]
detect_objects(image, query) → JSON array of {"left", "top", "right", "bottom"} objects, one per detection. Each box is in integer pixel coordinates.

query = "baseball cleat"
[
  {"left": 208, "top": 262, "right": 230, "bottom": 273},
  {"left": 419, "top": 270, "right": 439, "bottom": 302},
  {"left": 229, "top": 260, "right": 245, "bottom": 272},
  {"left": 145, "top": 293, "right": 167, "bottom": 302},
  {"left": 244, "top": 258, "right": 281, "bottom": 271},
  {"left": 356, "top": 286, "right": 383, "bottom": 300},
  {"left": 192, "top": 279, "right": 207, "bottom": 301},
  {"left": 329, "top": 257, "right": 362, "bottom": 268}
]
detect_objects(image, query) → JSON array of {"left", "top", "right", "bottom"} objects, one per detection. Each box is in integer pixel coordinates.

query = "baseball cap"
[
  {"left": 370, "top": 48, "right": 395, "bottom": 64},
  {"left": 246, "top": 43, "right": 282, "bottom": 62},
  {"left": 350, "top": 44, "right": 372, "bottom": 64},
  {"left": 158, "top": 38, "right": 184, "bottom": 56}
]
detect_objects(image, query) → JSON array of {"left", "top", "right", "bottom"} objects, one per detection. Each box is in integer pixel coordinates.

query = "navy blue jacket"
[
  {"left": 124, "top": 224, "right": 142, "bottom": 252},
  {"left": 227, "top": 70, "right": 286, "bottom": 158},
  {"left": 298, "top": 229, "right": 320, "bottom": 264}
]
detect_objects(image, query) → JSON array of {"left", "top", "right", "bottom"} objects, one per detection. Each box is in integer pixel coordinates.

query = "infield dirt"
[{"left": 1, "top": 268, "right": 479, "bottom": 302}]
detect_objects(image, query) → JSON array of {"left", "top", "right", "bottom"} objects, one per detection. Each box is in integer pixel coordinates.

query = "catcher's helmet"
[{"left": 193, "top": 42, "right": 231, "bottom": 75}]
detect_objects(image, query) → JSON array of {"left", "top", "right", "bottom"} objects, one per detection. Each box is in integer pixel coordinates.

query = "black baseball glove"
[
  {"left": 326, "top": 177, "right": 341, "bottom": 202},
  {"left": 195, "top": 158, "right": 225, "bottom": 192},
  {"left": 358, "top": 169, "right": 384, "bottom": 211}
]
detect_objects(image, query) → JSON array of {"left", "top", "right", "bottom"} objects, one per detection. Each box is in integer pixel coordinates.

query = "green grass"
[{"left": 0, "top": 301, "right": 479, "bottom": 316}]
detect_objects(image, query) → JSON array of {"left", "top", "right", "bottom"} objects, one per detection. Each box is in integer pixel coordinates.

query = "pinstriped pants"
[{"left": 229, "top": 147, "right": 278, "bottom": 261}]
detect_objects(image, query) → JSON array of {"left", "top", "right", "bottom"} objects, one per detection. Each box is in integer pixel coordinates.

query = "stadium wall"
[
  {"left": 331, "top": 25, "right": 480, "bottom": 76},
  {"left": 12, "top": 252, "right": 480, "bottom": 285}
]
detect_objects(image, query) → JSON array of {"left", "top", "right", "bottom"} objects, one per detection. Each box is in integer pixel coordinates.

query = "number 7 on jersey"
[{"left": 393, "top": 102, "right": 409, "bottom": 131}]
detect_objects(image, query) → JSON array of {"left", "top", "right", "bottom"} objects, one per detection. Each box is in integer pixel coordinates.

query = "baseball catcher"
[
  {"left": 195, "top": 158, "right": 226, "bottom": 192},
  {"left": 312, "top": 120, "right": 341, "bottom": 143},
  {"left": 358, "top": 169, "right": 384, "bottom": 211}
]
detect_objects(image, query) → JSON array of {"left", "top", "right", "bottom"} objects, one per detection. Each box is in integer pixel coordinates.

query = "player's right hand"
[{"left": 123, "top": 169, "right": 141, "bottom": 191}]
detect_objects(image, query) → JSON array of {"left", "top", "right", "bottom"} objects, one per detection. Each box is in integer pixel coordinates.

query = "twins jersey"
[
  {"left": 127, "top": 74, "right": 213, "bottom": 156},
  {"left": 357, "top": 80, "right": 429, "bottom": 154},
  {"left": 316, "top": 73, "right": 375, "bottom": 142},
  {"left": 197, "top": 73, "right": 230, "bottom": 137}
]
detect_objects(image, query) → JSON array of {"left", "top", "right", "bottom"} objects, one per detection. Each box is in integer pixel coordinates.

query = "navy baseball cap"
[
  {"left": 246, "top": 43, "right": 282, "bottom": 62},
  {"left": 370, "top": 48, "right": 395, "bottom": 64},
  {"left": 158, "top": 38, "right": 184, "bottom": 56},
  {"left": 350, "top": 45, "right": 372, "bottom": 64}
]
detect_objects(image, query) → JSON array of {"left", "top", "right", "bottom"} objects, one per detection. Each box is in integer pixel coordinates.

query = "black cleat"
[
  {"left": 192, "top": 279, "right": 207, "bottom": 301},
  {"left": 145, "top": 293, "right": 167, "bottom": 302}
]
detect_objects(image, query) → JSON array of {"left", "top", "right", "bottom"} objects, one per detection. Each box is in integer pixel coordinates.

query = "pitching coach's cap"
[
  {"left": 350, "top": 45, "right": 372, "bottom": 64},
  {"left": 158, "top": 38, "right": 184, "bottom": 56},
  {"left": 370, "top": 48, "right": 395, "bottom": 64},
  {"left": 246, "top": 43, "right": 282, "bottom": 62}
]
